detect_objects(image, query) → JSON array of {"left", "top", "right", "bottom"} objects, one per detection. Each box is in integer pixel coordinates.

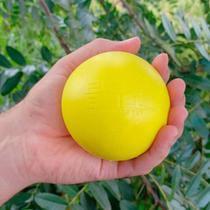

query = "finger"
[
  {"left": 168, "top": 106, "right": 188, "bottom": 138},
  {"left": 116, "top": 126, "right": 178, "bottom": 178},
  {"left": 167, "top": 79, "right": 186, "bottom": 107},
  {"left": 152, "top": 53, "right": 169, "bottom": 83},
  {"left": 52, "top": 37, "right": 141, "bottom": 77}
]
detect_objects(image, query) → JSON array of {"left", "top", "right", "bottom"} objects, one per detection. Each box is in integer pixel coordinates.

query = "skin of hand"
[{"left": 0, "top": 37, "right": 188, "bottom": 205}]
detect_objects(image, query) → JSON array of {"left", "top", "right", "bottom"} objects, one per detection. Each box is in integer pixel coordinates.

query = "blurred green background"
[{"left": 0, "top": 0, "right": 209, "bottom": 209}]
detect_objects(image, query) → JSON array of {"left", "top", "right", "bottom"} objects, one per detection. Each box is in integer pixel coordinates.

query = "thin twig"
[
  {"left": 119, "top": 0, "right": 182, "bottom": 69},
  {"left": 39, "top": 0, "right": 71, "bottom": 54},
  {"left": 24, "top": 184, "right": 41, "bottom": 208},
  {"left": 149, "top": 174, "right": 173, "bottom": 210},
  {"left": 142, "top": 176, "right": 167, "bottom": 210},
  {"left": 136, "top": 183, "right": 145, "bottom": 199},
  {"left": 68, "top": 184, "right": 88, "bottom": 207}
]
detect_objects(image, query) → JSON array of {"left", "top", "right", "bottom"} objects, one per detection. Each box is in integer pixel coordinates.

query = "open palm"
[{"left": 22, "top": 37, "right": 188, "bottom": 184}]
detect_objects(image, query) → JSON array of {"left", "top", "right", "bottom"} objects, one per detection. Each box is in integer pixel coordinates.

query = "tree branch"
[
  {"left": 142, "top": 176, "right": 167, "bottom": 210},
  {"left": 119, "top": 0, "right": 182, "bottom": 69},
  {"left": 39, "top": 0, "right": 71, "bottom": 54}
]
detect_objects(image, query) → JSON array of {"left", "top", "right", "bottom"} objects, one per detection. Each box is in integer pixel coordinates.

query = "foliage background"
[{"left": 0, "top": 0, "right": 210, "bottom": 209}]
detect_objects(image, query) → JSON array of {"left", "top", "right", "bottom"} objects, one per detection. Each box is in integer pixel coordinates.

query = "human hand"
[{"left": 0, "top": 37, "right": 188, "bottom": 204}]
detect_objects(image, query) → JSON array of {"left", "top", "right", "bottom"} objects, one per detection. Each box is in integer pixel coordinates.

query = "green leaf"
[
  {"left": 170, "top": 199, "right": 185, "bottom": 210},
  {"left": 35, "top": 193, "right": 67, "bottom": 210},
  {"left": 182, "top": 74, "right": 210, "bottom": 91},
  {"left": 160, "top": 164, "right": 167, "bottom": 184},
  {"left": 75, "top": 0, "right": 92, "bottom": 8},
  {"left": 6, "top": 46, "right": 26, "bottom": 65},
  {"left": 144, "top": 18, "right": 156, "bottom": 36},
  {"left": 199, "top": 58, "right": 210, "bottom": 74},
  {"left": 200, "top": 17, "right": 210, "bottom": 39},
  {"left": 207, "top": 203, "right": 210, "bottom": 210},
  {"left": 118, "top": 180, "right": 134, "bottom": 201},
  {"left": 7, "top": 192, "right": 31, "bottom": 205},
  {"left": 186, "top": 151, "right": 201, "bottom": 169},
  {"left": 195, "top": 187, "right": 210, "bottom": 208},
  {"left": 45, "top": 0, "right": 55, "bottom": 12},
  {"left": 72, "top": 204, "right": 85, "bottom": 210},
  {"left": 161, "top": 13, "right": 176, "bottom": 41},
  {"left": 89, "top": 183, "right": 111, "bottom": 210},
  {"left": 5, "top": 0, "right": 13, "bottom": 11},
  {"left": 102, "top": 180, "right": 121, "bottom": 200},
  {"left": 176, "top": 15, "right": 191, "bottom": 39},
  {"left": 186, "top": 172, "right": 202, "bottom": 197},
  {"left": 0, "top": 54, "right": 12, "bottom": 68},
  {"left": 170, "top": 165, "right": 181, "bottom": 199},
  {"left": 119, "top": 200, "right": 138, "bottom": 210},
  {"left": 54, "top": 0, "right": 69, "bottom": 10},
  {"left": 1, "top": 71, "right": 23, "bottom": 96},
  {"left": 41, "top": 46, "right": 52, "bottom": 63},
  {"left": 191, "top": 18, "right": 201, "bottom": 37},
  {"left": 200, "top": 161, "right": 210, "bottom": 175},
  {"left": 12, "top": 89, "right": 27, "bottom": 103},
  {"left": 57, "top": 184, "right": 79, "bottom": 197},
  {"left": 190, "top": 112, "right": 209, "bottom": 139},
  {"left": 0, "top": 73, "right": 3, "bottom": 87},
  {"left": 195, "top": 42, "right": 210, "bottom": 61},
  {"left": 177, "top": 144, "right": 194, "bottom": 162},
  {"left": 80, "top": 192, "right": 96, "bottom": 210}
]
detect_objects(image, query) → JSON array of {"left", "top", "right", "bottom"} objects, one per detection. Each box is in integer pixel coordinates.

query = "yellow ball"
[{"left": 61, "top": 51, "right": 170, "bottom": 161}]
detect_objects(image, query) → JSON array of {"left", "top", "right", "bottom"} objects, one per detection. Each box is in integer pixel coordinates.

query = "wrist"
[{"left": 0, "top": 101, "right": 33, "bottom": 205}]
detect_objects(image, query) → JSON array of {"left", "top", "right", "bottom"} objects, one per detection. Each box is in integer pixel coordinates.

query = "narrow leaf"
[
  {"left": 6, "top": 46, "right": 26, "bottom": 65},
  {"left": 186, "top": 151, "right": 201, "bottom": 169},
  {"left": 191, "top": 18, "right": 202, "bottom": 37},
  {"left": 200, "top": 17, "right": 210, "bottom": 39},
  {"left": 190, "top": 112, "right": 209, "bottom": 139},
  {"left": 41, "top": 46, "right": 52, "bottom": 63},
  {"left": 170, "top": 165, "right": 181, "bottom": 199},
  {"left": 182, "top": 74, "right": 210, "bottom": 91},
  {"left": 45, "top": 0, "right": 55, "bottom": 12},
  {"left": 0, "top": 54, "right": 12, "bottom": 68},
  {"left": 196, "top": 187, "right": 210, "bottom": 208},
  {"left": 118, "top": 180, "right": 134, "bottom": 201},
  {"left": 34, "top": 193, "right": 67, "bottom": 210},
  {"left": 119, "top": 200, "right": 138, "bottom": 210},
  {"left": 195, "top": 42, "right": 210, "bottom": 61},
  {"left": 1, "top": 71, "right": 23, "bottom": 96},
  {"left": 207, "top": 202, "right": 210, "bottom": 210},
  {"left": 72, "top": 204, "right": 85, "bottom": 210},
  {"left": 57, "top": 184, "right": 79, "bottom": 197},
  {"left": 199, "top": 58, "right": 210, "bottom": 74},
  {"left": 80, "top": 192, "right": 96, "bottom": 210},
  {"left": 176, "top": 15, "right": 191, "bottom": 39},
  {"left": 161, "top": 13, "right": 176, "bottom": 41},
  {"left": 7, "top": 192, "right": 31, "bottom": 205},
  {"left": 144, "top": 18, "right": 156, "bottom": 36},
  {"left": 103, "top": 180, "right": 121, "bottom": 200},
  {"left": 89, "top": 183, "right": 111, "bottom": 210},
  {"left": 186, "top": 172, "right": 202, "bottom": 197}
]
